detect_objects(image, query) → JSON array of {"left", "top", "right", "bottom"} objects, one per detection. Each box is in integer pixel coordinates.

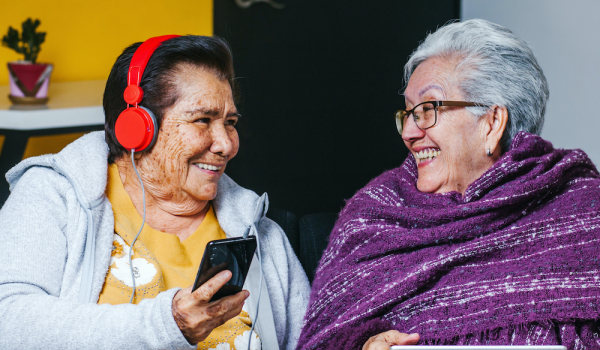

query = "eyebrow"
[
  {"left": 418, "top": 84, "right": 444, "bottom": 97},
  {"left": 402, "top": 84, "right": 444, "bottom": 106},
  {"left": 184, "top": 108, "right": 241, "bottom": 117}
]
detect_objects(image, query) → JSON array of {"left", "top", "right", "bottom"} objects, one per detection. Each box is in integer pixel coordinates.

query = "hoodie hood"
[
  {"left": 213, "top": 170, "right": 267, "bottom": 238},
  {"left": 6, "top": 131, "right": 109, "bottom": 209}
]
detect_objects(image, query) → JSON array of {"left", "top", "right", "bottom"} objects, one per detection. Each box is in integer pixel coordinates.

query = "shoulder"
[
  {"left": 7, "top": 165, "right": 74, "bottom": 206},
  {"left": 0, "top": 166, "right": 74, "bottom": 240},
  {"left": 334, "top": 166, "right": 406, "bottom": 227},
  {"left": 6, "top": 131, "right": 109, "bottom": 208},
  {"left": 349, "top": 165, "right": 410, "bottom": 204},
  {"left": 258, "top": 216, "right": 289, "bottom": 247}
]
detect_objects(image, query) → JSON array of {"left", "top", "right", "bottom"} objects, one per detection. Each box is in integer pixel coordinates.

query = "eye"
[
  {"left": 225, "top": 118, "right": 238, "bottom": 127},
  {"left": 195, "top": 117, "right": 211, "bottom": 124}
]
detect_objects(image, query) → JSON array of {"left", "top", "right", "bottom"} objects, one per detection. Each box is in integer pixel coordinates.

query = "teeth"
[
  {"left": 194, "top": 163, "right": 222, "bottom": 171},
  {"left": 415, "top": 148, "right": 441, "bottom": 162}
]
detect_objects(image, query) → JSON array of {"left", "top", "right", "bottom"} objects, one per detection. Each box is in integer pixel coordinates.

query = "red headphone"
[{"left": 115, "top": 35, "right": 180, "bottom": 152}]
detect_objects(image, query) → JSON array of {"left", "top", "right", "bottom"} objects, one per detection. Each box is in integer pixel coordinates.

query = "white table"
[{"left": 0, "top": 80, "right": 106, "bottom": 203}]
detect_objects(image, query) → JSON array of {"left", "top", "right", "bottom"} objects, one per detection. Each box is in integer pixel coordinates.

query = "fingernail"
[{"left": 244, "top": 291, "right": 250, "bottom": 298}]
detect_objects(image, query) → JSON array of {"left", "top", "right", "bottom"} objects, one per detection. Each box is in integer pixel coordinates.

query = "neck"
[
  {"left": 114, "top": 158, "right": 209, "bottom": 242},
  {"left": 459, "top": 154, "right": 501, "bottom": 195}
]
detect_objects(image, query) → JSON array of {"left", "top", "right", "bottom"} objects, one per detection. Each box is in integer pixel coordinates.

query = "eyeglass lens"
[{"left": 396, "top": 102, "right": 437, "bottom": 134}]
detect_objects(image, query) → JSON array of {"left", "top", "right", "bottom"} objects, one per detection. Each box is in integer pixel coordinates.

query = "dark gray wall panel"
[{"left": 215, "top": 0, "right": 459, "bottom": 217}]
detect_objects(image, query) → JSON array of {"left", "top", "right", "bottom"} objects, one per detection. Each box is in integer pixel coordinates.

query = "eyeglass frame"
[{"left": 395, "top": 100, "right": 487, "bottom": 134}]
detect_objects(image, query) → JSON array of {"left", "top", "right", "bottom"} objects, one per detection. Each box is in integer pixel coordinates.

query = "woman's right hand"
[
  {"left": 362, "top": 330, "right": 420, "bottom": 350},
  {"left": 172, "top": 270, "right": 249, "bottom": 344}
]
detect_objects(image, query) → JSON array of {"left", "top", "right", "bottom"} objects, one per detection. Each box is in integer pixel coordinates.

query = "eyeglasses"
[{"left": 395, "top": 101, "right": 485, "bottom": 134}]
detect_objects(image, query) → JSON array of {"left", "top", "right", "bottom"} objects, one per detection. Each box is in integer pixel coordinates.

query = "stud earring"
[{"left": 486, "top": 148, "right": 493, "bottom": 156}]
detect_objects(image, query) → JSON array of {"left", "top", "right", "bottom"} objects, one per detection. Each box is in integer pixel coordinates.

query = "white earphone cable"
[
  {"left": 129, "top": 149, "right": 147, "bottom": 304},
  {"left": 129, "top": 148, "right": 262, "bottom": 349},
  {"left": 248, "top": 229, "right": 263, "bottom": 350}
]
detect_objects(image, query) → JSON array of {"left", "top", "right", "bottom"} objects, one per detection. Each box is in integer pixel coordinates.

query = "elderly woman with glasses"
[{"left": 297, "top": 19, "right": 600, "bottom": 350}]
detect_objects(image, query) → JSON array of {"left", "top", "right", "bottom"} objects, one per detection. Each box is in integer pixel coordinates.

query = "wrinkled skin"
[
  {"left": 115, "top": 63, "right": 240, "bottom": 241},
  {"left": 114, "top": 64, "right": 246, "bottom": 344},
  {"left": 172, "top": 271, "right": 248, "bottom": 345},
  {"left": 401, "top": 56, "right": 507, "bottom": 194}
]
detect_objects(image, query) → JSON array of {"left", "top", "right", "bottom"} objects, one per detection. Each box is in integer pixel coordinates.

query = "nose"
[
  {"left": 209, "top": 123, "right": 235, "bottom": 156},
  {"left": 401, "top": 115, "right": 426, "bottom": 142}
]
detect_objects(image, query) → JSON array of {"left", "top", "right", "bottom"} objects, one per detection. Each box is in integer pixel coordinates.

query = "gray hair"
[{"left": 404, "top": 19, "right": 549, "bottom": 152}]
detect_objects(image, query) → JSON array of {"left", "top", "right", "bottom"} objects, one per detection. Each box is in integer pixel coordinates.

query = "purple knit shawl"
[{"left": 298, "top": 132, "right": 600, "bottom": 349}]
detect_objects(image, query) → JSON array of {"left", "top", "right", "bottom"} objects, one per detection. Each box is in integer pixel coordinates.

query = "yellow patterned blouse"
[{"left": 98, "top": 164, "right": 261, "bottom": 349}]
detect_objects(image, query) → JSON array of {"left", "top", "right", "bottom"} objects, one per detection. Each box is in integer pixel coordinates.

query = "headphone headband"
[
  {"left": 124, "top": 35, "right": 180, "bottom": 105},
  {"left": 127, "top": 35, "right": 180, "bottom": 86}
]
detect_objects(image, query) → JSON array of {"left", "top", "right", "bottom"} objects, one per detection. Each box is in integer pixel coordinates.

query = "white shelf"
[{"left": 0, "top": 80, "right": 106, "bottom": 130}]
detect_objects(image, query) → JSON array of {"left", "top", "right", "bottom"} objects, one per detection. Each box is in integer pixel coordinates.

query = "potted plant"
[{"left": 2, "top": 18, "right": 52, "bottom": 104}]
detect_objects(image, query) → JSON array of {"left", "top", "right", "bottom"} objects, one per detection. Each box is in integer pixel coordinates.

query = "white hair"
[{"left": 404, "top": 19, "right": 549, "bottom": 151}]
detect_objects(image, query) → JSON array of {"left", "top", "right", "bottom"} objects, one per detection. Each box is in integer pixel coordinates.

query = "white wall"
[{"left": 462, "top": 0, "right": 600, "bottom": 166}]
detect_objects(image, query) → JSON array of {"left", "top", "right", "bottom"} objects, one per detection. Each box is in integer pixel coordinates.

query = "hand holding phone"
[
  {"left": 193, "top": 236, "right": 257, "bottom": 302},
  {"left": 172, "top": 270, "right": 249, "bottom": 344}
]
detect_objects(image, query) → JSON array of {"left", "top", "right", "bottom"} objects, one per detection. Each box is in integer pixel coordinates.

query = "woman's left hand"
[
  {"left": 171, "top": 270, "right": 249, "bottom": 344},
  {"left": 362, "top": 330, "right": 419, "bottom": 350}
]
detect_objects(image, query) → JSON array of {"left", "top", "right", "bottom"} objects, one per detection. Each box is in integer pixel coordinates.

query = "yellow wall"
[
  {"left": 22, "top": 133, "right": 86, "bottom": 159},
  {"left": 0, "top": 0, "right": 213, "bottom": 85}
]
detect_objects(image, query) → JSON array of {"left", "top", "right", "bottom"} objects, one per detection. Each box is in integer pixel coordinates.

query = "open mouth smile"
[
  {"left": 193, "top": 162, "right": 223, "bottom": 172},
  {"left": 415, "top": 148, "right": 441, "bottom": 163}
]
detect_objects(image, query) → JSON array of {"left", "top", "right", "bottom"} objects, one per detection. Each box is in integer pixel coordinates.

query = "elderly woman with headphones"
[{"left": 0, "top": 35, "right": 309, "bottom": 350}]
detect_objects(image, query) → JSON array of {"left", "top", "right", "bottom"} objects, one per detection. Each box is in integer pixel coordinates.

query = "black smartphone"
[{"left": 192, "top": 236, "right": 257, "bottom": 302}]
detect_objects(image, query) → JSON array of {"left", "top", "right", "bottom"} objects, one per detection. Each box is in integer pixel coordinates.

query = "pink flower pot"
[{"left": 7, "top": 61, "right": 53, "bottom": 104}]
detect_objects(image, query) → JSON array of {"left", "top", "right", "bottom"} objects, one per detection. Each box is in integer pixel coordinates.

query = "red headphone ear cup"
[
  {"left": 139, "top": 106, "right": 158, "bottom": 149},
  {"left": 115, "top": 106, "right": 157, "bottom": 152}
]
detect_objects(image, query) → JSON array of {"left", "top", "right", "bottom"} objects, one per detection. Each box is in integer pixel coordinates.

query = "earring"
[{"left": 486, "top": 148, "right": 493, "bottom": 156}]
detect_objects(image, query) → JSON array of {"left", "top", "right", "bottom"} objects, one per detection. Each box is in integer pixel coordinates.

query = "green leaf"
[{"left": 2, "top": 18, "right": 46, "bottom": 62}]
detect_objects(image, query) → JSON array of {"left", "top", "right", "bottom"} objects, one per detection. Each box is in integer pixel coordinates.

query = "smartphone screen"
[{"left": 192, "top": 236, "right": 257, "bottom": 302}]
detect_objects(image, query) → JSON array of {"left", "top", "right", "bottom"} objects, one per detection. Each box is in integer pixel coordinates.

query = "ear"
[{"left": 483, "top": 105, "right": 508, "bottom": 157}]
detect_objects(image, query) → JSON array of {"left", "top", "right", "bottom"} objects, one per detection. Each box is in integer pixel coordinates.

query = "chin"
[
  {"left": 416, "top": 178, "right": 440, "bottom": 193},
  {"left": 189, "top": 183, "right": 219, "bottom": 201}
]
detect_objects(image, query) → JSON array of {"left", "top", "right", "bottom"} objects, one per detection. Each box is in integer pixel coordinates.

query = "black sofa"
[{"left": 266, "top": 209, "right": 337, "bottom": 283}]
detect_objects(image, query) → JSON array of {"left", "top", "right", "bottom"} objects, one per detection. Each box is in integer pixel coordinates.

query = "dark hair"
[{"left": 103, "top": 35, "right": 237, "bottom": 162}]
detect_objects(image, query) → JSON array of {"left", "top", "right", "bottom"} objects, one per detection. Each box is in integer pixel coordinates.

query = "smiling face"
[
  {"left": 136, "top": 64, "right": 239, "bottom": 215},
  {"left": 402, "top": 57, "right": 496, "bottom": 194}
]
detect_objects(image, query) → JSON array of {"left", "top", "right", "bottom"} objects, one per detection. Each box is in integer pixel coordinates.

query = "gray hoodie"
[{"left": 0, "top": 131, "right": 310, "bottom": 350}]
